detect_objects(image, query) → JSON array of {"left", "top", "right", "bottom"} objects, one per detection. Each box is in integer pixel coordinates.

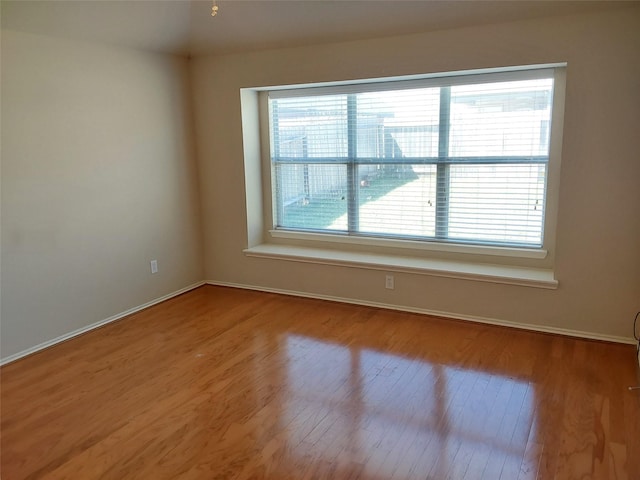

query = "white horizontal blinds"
[
  {"left": 357, "top": 164, "right": 437, "bottom": 237},
  {"left": 446, "top": 78, "right": 553, "bottom": 245},
  {"left": 269, "top": 69, "right": 555, "bottom": 247},
  {"left": 271, "top": 95, "right": 348, "bottom": 159},
  {"left": 270, "top": 94, "right": 349, "bottom": 230},
  {"left": 355, "top": 88, "right": 440, "bottom": 236},
  {"left": 355, "top": 88, "right": 440, "bottom": 159},
  {"left": 449, "top": 79, "right": 553, "bottom": 157},
  {"left": 274, "top": 163, "right": 348, "bottom": 231},
  {"left": 447, "top": 164, "right": 546, "bottom": 244}
]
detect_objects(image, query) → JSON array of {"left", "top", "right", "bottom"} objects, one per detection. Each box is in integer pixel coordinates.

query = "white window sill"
[
  {"left": 243, "top": 244, "right": 558, "bottom": 289},
  {"left": 269, "top": 229, "right": 548, "bottom": 259}
]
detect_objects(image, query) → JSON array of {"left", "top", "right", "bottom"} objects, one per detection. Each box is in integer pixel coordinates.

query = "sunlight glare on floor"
[{"left": 282, "top": 334, "right": 535, "bottom": 479}]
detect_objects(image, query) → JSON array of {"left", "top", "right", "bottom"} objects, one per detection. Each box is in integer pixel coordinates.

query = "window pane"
[
  {"left": 449, "top": 79, "right": 553, "bottom": 157},
  {"left": 358, "top": 164, "right": 436, "bottom": 237},
  {"left": 447, "top": 164, "right": 546, "bottom": 245},
  {"left": 275, "top": 163, "right": 348, "bottom": 231},
  {"left": 356, "top": 89, "right": 440, "bottom": 159},
  {"left": 271, "top": 95, "right": 348, "bottom": 159}
]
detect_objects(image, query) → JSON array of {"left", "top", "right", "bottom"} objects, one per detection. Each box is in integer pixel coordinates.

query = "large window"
[{"left": 268, "top": 67, "right": 560, "bottom": 250}]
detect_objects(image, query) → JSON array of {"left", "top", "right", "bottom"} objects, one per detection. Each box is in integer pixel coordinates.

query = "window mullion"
[
  {"left": 436, "top": 86, "right": 451, "bottom": 240},
  {"left": 347, "top": 94, "right": 359, "bottom": 232}
]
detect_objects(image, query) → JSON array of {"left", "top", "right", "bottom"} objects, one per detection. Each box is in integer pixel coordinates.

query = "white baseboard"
[
  {"left": 0, "top": 281, "right": 206, "bottom": 366},
  {"left": 207, "top": 280, "right": 637, "bottom": 346},
  {"left": 3, "top": 279, "right": 633, "bottom": 367}
]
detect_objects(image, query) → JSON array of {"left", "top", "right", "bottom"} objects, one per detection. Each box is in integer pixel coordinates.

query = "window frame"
[{"left": 249, "top": 64, "right": 566, "bottom": 276}]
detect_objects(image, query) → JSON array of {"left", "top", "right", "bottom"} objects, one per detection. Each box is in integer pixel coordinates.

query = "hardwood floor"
[{"left": 2, "top": 285, "right": 639, "bottom": 479}]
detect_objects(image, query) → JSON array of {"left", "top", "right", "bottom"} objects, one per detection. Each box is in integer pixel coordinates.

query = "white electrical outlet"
[
  {"left": 385, "top": 275, "right": 394, "bottom": 290},
  {"left": 150, "top": 260, "right": 158, "bottom": 274}
]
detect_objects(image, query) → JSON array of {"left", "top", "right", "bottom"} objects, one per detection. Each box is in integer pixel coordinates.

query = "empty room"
[{"left": 1, "top": 1, "right": 639, "bottom": 479}]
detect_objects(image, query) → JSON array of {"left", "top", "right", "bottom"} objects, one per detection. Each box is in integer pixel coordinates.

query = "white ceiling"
[{"left": 1, "top": 0, "right": 636, "bottom": 56}]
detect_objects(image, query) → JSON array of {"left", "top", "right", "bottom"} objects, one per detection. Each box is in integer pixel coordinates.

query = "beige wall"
[
  {"left": 192, "top": 8, "right": 640, "bottom": 340},
  {"left": 2, "top": 7, "right": 639, "bottom": 361},
  {"left": 1, "top": 30, "right": 204, "bottom": 359}
]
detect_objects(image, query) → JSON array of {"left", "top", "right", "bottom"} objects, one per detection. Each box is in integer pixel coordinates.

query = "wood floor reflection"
[{"left": 2, "top": 285, "right": 639, "bottom": 479}]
